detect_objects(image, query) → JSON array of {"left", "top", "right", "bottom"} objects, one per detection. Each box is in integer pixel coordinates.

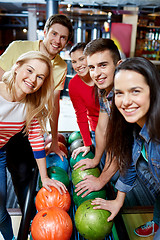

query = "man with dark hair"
[
  {"left": 0, "top": 14, "right": 73, "bottom": 212},
  {"left": 73, "top": 38, "right": 121, "bottom": 197}
]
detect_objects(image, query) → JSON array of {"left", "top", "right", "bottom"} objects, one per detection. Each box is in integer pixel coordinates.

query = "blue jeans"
[
  {"left": 91, "top": 131, "right": 119, "bottom": 183},
  {"left": 0, "top": 146, "right": 14, "bottom": 240},
  {"left": 91, "top": 131, "right": 106, "bottom": 166}
]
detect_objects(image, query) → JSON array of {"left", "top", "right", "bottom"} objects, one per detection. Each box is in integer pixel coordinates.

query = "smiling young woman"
[
  {"left": 91, "top": 57, "right": 160, "bottom": 239},
  {"left": 0, "top": 51, "right": 67, "bottom": 240}
]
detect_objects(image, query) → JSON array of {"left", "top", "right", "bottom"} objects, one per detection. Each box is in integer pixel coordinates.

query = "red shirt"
[{"left": 69, "top": 74, "right": 100, "bottom": 146}]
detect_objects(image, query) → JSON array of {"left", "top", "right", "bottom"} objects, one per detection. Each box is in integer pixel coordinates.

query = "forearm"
[
  {"left": 116, "top": 190, "right": 126, "bottom": 208},
  {"left": 49, "top": 90, "right": 60, "bottom": 142},
  {"left": 93, "top": 126, "right": 107, "bottom": 164},
  {"left": 99, "top": 157, "right": 119, "bottom": 187},
  {"left": 36, "top": 157, "right": 48, "bottom": 181},
  {"left": 78, "top": 122, "right": 92, "bottom": 147}
]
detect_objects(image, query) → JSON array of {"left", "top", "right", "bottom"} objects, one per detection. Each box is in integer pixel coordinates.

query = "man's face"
[
  {"left": 87, "top": 50, "right": 116, "bottom": 93},
  {"left": 43, "top": 23, "right": 69, "bottom": 59}
]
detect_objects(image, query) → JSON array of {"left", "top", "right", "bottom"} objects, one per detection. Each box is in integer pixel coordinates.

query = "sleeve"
[
  {"left": 115, "top": 160, "right": 137, "bottom": 193},
  {"left": 69, "top": 79, "right": 92, "bottom": 146},
  {"left": 53, "top": 55, "right": 67, "bottom": 91},
  {"left": 28, "top": 118, "right": 46, "bottom": 159},
  {"left": 0, "top": 42, "right": 18, "bottom": 71}
]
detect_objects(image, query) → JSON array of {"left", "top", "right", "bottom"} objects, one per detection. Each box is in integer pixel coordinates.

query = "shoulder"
[
  {"left": 53, "top": 54, "right": 67, "bottom": 68},
  {"left": 69, "top": 74, "right": 80, "bottom": 88},
  {"left": 8, "top": 40, "right": 39, "bottom": 49}
]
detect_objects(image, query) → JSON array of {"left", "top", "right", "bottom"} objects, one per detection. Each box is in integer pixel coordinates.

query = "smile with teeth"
[
  {"left": 78, "top": 67, "right": 86, "bottom": 72},
  {"left": 124, "top": 108, "right": 137, "bottom": 113},
  {"left": 24, "top": 80, "right": 35, "bottom": 89},
  {"left": 51, "top": 44, "right": 59, "bottom": 49},
  {"left": 97, "top": 79, "right": 105, "bottom": 83}
]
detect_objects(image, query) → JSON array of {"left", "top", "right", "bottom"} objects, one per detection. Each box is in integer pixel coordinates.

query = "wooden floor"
[{"left": 122, "top": 213, "right": 154, "bottom": 240}]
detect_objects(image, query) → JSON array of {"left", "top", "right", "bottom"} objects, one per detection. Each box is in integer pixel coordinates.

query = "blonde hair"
[{"left": 2, "top": 51, "right": 54, "bottom": 134}]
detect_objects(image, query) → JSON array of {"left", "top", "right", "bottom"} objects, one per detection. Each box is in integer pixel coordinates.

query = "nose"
[
  {"left": 94, "top": 66, "right": 101, "bottom": 78},
  {"left": 30, "top": 74, "right": 36, "bottom": 83},
  {"left": 122, "top": 94, "right": 132, "bottom": 106},
  {"left": 55, "top": 35, "right": 61, "bottom": 44},
  {"left": 76, "top": 61, "right": 81, "bottom": 68}
]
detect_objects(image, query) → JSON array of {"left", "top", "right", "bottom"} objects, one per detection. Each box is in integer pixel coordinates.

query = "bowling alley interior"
[{"left": 0, "top": 0, "right": 160, "bottom": 239}]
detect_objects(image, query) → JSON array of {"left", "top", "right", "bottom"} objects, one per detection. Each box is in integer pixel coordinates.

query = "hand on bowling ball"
[
  {"left": 91, "top": 196, "right": 125, "bottom": 222},
  {"left": 73, "top": 157, "right": 98, "bottom": 171},
  {"left": 71, "top": 146, "right": 91, "bottom": 159},
  {"left": 75, "top": 175, "right": 102, "bottom": 197},
  {"left": 42, "top": 176, "right": 67, "bottom": 195},
  {"left": 45, "top": 141, "right": 67, "bottom": 161}
]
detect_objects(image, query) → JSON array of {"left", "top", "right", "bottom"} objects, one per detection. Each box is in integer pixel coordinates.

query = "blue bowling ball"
[{"left": 46, "top": 153, "right": 69, "bottom": 172}]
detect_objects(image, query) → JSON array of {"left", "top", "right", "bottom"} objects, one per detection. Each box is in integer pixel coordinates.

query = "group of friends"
[{"left": 0, "top": 13, "right": 160, "bottom": 240}]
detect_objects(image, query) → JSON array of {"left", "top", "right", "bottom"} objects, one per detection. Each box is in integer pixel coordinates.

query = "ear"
[
  {"left": 14, "top": 63, "right": 20, "bottom": 74},
  {"left": 116, "top": 59, "right": 122, "bottom": 67},
  {"left": 44, "top": 29, "right": 47, "bottom": 38}
]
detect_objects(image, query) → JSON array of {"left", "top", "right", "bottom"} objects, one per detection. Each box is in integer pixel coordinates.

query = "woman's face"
[
  {"left": 114, "top": 70, "right": 150, "bottom": 128},
  {"left": 14, "top": 59, "right": 49, "bottom": 100},
  {"left": 70, "top": 49, "right": 89, "bottom": 77}
]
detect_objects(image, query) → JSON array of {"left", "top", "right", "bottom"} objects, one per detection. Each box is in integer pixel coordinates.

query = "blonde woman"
[{"left": 0, "top": 51, "right": 67, "bottom": 240}]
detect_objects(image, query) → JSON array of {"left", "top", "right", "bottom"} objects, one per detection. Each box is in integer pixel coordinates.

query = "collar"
[
  {"left": 139, "top": 124, "right": 150, "bottom": 143},
  {"left": 99, "top": 88, "right": 114, "bottom": 100}
]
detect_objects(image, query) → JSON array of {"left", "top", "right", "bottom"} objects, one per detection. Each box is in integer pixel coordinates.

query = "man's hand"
[
  {"left": 73, "top": 157, "right": 98, "bottom": 171},
  {"left": 75, "top": 175, "right": 103, "bottom": 197},
  {"left": 45, "top": 141, "right": 67, "bottom": 161},
  {"left": 71, "top": 146, "right": 91, "bottom": 159}
]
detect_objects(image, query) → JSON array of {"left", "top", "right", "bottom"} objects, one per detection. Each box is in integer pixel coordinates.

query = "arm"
[
  {"left": 69, "top": 78, "right": 93, "bottom": 158},
  {"left": 28, "top": 119, "right": 67, "bottom": 194},
  {"left": 91, "top": 190, "right": 126, "bottom": 222},
  {"left": 45, "top": 90, "right": 66, "bottom": 160},
  {"left": 74, "top": 111, "right": 109, "bottom": 170},
  {"left": 75, "top": 155, "right": 119, "bottom": 197}
]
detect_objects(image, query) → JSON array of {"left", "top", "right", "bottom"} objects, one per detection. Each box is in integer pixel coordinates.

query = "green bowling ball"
[
  {"left": 75, "top": 199, "right": 113, "bottom": 240},
  {"left": 70, "top": 151, "right": 94, "bottom": 169}
]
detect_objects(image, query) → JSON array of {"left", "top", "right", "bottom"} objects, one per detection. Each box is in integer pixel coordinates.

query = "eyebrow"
[
  {"left": 115, "top": 86, "right": 143, "bottom": 91},
  {"left": 88, "top": 61, "right": 108, "bottom": 67},
  {"left": 26, "top": 65, "right": 46, "bottom": 77}
]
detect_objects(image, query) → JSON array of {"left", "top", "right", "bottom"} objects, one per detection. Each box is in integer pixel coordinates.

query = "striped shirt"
[{"left": 0, "top": 95, "right": 45, "bottom": 159}]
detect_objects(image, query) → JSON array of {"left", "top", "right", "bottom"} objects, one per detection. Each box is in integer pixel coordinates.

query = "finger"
[
  {"left": 59, "top": 152, "right": 64, "bottom": 161},
  {"left": 73, "top": 161, "right": 85, "bottom": 169},
  {"left": 43, "top": 185, "right": 52, "bottom": 192},
  {"left": 107, "top": 214, "right": 114, "bottom": 222},
  {"left": 76, "top": 187, "right": 88, "bottom": 196},
  {"left": 81, "top": 190, "right": 91, "bottom": 198},
  {"left": 82, "top": 151, "right": 87, "bottom": 157}
]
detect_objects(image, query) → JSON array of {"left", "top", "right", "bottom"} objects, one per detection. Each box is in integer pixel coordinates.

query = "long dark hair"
[{"left": 106, "top": 57, "right": 160, "bottom": 174}]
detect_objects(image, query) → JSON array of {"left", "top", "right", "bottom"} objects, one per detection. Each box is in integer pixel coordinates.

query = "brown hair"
[
  {"left": 44, "top": 14, "right": 73, "bottom": 42},
  {"left": 84, "top": 38, "right": 121, "bottom": 65}
]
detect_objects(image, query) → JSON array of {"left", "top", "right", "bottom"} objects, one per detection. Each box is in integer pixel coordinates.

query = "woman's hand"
[
  {"left": 73, "top": 157, "right": 98, "bottom": 171},
  {"left": 71, "top": 146, "right": 91, "bottom": 159},
  {"left": 42, "top": 177, "right": 67, "bottom": 195},
  {"left": 45, "top": 141, "right": 67, "bottom": 161},
  {"left": 91, "top": 191, "right": 126, "bottom": 222}
]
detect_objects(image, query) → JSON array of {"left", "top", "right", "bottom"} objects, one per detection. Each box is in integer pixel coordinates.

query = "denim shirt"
[{"left": 115, "top": 123, "right": 160, "bottom": 196}]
